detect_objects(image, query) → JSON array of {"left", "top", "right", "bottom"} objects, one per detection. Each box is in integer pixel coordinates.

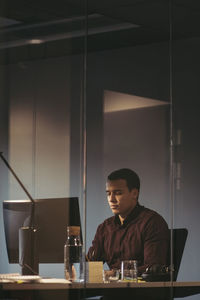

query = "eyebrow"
[{"left": 106, "top": 189, "right": 123, "bottom": 193}]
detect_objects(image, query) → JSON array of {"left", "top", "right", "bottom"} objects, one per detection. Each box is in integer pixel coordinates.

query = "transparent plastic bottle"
[{"left": 64, "top": 226, "right": 83, "bottom": 282}]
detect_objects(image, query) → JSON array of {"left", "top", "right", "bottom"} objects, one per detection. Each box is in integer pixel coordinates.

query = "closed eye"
[
  {"left": 115, "top": 191, "right": 122, "bottom": 195},
  {"left": 106, "top": 190, "right": 123, "bottom": 196}
]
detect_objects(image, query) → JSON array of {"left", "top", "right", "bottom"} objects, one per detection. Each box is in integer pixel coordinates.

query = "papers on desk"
[
  {"left": 39, "top": 278, "right": 71, "bottom": 284},
  {"left": 0, "top": 273, "right": 71, "bottom": 284},
  {"left": 0, "top": 273, "right": 41, "bottom": 283}
]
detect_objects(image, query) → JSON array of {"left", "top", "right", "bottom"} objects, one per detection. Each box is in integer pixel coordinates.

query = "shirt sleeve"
[
  {"left": 139, "top": 214, "right": 169, "bottom": 274},
  {"left": 87, "top": 223, "right": 106, "bottom": 262}
]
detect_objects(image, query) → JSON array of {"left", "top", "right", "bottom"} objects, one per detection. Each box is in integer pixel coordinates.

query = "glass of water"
[{"left": 121, "top": 260, "right": 138, "bottom": 282}]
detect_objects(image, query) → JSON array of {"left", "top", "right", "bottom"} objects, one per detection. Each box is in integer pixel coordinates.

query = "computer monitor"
[{"left": 3, "top": 197, "right": 81, "bottom": 265}]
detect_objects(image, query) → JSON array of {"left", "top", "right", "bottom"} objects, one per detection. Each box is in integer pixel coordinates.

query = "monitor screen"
[{"left": 3, "top": 197, "right": 81, "bottom": 264}]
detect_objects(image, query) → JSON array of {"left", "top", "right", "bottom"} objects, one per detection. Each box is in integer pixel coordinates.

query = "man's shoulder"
[
  {"left": 139, "top": 205, "right": 168, "bottom": 228},
  {"left": 140, "top": 206, "right": 161, "bottom": 217},
  {"left": 138, "top": 205, "right": 168, "bottom": 223}
]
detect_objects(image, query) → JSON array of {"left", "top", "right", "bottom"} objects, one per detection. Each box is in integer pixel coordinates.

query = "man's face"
[{"left": 106, "top": 179, "right": 138, "bottom": 219}]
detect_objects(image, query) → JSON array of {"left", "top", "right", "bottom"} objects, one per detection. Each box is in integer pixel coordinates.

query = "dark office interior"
[{"left": 0, "top": 1, "right": 200, "bottom": 299}]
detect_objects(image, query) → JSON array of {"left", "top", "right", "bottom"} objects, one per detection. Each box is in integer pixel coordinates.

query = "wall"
[
  {"left": 172, "top": 38, "right": 200, "bottom": 287},
  {"left": 8, "top": 57, "right": 71, "bottom": 200},
  {"left": 0, "top": 56, "right": 80, "bottom": 277},
  {"left": 103, "top": 105, "right": 170, "bottom": 217},
  {"left": 0, "top": 66, "right": 9, "bottom": 272}
]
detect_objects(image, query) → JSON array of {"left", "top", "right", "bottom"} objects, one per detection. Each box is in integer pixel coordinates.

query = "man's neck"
[{"left": 118, "top": 203, "right": 138, "bottom": 225}]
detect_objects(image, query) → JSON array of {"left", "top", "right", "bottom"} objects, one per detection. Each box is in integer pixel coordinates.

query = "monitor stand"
[{"left": 19, "top": 227, "right": 39, "bottom": 275}]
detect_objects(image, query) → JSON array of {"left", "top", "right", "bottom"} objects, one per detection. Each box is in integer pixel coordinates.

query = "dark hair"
[{"left": 107, "top": 168, "right": 140, "bottom": 192}]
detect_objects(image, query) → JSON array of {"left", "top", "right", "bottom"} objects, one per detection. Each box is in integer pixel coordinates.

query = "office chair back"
[{"left": 169, "top": 228, "right": 188, "bottom": 281}]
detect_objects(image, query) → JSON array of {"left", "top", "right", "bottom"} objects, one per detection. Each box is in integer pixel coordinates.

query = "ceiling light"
[{"left": 29, "top": 39, "right": 44, "bottom": 45}]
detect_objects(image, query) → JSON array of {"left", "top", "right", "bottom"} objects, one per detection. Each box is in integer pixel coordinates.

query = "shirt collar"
[{"left": 114, "top": 203, "right": 144, "bottom": 226}]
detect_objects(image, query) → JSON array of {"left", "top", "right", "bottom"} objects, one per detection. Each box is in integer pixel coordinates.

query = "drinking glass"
[{"left": 121, "top": 260, "right": 138, "bottom": 282}]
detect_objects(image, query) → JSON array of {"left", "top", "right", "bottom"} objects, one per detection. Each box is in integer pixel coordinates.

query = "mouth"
[{"left": 110, "top": 206, "right": 119, "bottom": 210}]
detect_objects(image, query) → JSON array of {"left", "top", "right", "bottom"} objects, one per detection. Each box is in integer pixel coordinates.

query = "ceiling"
[{"left": 0, "top": 0, "right": 200, "bottom": 64}]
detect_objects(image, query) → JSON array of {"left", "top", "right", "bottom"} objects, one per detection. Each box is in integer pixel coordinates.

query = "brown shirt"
[{"left": 87, "top": 204, "right": 169, "bottom": 274}]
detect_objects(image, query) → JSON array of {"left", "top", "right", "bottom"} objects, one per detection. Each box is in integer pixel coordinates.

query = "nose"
[{"left": 109, "top": 192, "right": 117, "bottom": 203}]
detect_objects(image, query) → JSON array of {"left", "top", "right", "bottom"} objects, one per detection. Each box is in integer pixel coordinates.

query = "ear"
[{"left": 132, "top": 188, "right": 139, "bottom": 199}]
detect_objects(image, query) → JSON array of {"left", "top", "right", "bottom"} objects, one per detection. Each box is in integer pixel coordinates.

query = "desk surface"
[
  {"left": 0, "top": 281, "right": 200, "bottom": 290},
  {"left": 1, "top": 280, "right": 200, "bottom": 298},
  {"left": 1, "top": 280, "right": 200, "bottom": 289}
]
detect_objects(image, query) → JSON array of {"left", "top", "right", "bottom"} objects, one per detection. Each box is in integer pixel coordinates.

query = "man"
[{"left": 87, "top": 168, "right": 169, "bottom": 275}]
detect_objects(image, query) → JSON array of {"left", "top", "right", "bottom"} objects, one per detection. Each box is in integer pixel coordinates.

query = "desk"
[{"left": 1, "top": 281, "right": 200, "bottom": 300}]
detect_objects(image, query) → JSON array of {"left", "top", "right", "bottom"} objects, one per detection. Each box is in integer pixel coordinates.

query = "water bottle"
[{"left": 64, "top": 226, "right": 83, "bottom": 282}]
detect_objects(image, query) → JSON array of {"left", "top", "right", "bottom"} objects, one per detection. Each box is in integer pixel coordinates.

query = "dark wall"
[{"left": 0, "top": 66, "right": 9, "bottom": 270}]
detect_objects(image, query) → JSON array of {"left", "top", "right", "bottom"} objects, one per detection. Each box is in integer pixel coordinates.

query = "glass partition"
[
  {"left": 172, "top": 0, "right": 200, "bottom": 288},
  {"left": 86, "top": 0, "right": 172, "bottom": 288},
  {"left": 0, "top": 0, "right": 200, "bottom": 300},
  {"left": 0, "top": 1, "right": 87, "bottom": 279}
]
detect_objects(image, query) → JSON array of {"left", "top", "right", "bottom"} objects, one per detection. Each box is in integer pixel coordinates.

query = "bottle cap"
[{"left": 67, "top": 226, "right": 80, "bottom": 236}]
